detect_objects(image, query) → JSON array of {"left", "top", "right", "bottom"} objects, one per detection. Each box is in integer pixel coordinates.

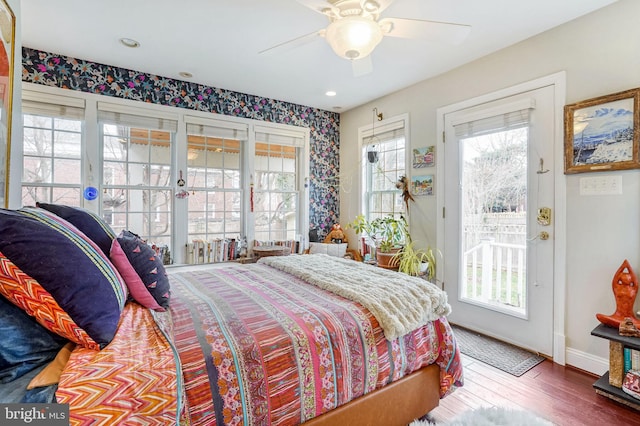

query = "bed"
[{"left": 0, "top": 204, "right": 463, "bottom": 425}]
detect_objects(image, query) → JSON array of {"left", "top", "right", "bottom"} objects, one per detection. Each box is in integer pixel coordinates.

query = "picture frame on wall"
[
  {"left": 564, "top": 88, "right": 640, "bottom": 174},
  {"left": 411, "top": 175, "right": 433, "bottom": 196},
  {"left": 412, "top": 146, "right": 435, "bottom": 168}
]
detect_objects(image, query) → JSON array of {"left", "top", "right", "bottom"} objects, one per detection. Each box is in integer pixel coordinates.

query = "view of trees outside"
[
  {"left": 254, "top": 143, "right": 298, "bottom": 242},
  {"left": 461, "top": 127, "right": 528, "bottom": 309}
]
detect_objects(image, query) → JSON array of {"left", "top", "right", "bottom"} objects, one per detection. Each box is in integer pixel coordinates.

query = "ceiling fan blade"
[
  {"left": 380, "top": 17, "right": 471, "bottom": 45},
  {"left": 352, "top": 55, "right": 373, "bottom": 77},
  {"left": 258, "top": 30, "right": 323, "bottom": 56}
]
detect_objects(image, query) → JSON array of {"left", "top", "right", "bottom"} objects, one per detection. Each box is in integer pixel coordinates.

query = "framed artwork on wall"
[
  {"left": 411, "top": 175, "right": 433, "bottom": 196},
  {"left": 412, "top": 146, "right": 435, "bottom": 168},
  {"left": 564, "top": 88, "right": 639, "bottom": 174}
]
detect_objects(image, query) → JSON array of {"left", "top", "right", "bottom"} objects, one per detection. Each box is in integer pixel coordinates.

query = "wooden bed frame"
[{"left": 304, "top": 364, "right": 440, "bottom": 426}]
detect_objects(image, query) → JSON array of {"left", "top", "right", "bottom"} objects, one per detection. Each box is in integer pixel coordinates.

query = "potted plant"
[
  {"left": 393, "top": 239, "right": 438, "bottom": 280},
  {"left": 348, "top": 214, "right": 409, "bottom": 269}
]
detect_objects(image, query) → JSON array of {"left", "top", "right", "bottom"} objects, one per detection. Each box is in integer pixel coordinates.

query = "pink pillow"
[{"left": 110, "top": 239, "right": 164, "bottom": 311}]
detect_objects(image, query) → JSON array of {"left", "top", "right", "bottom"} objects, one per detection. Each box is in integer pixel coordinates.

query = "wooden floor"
[{"left": 428, "top": 354, "right": 640, "bottom": 425}]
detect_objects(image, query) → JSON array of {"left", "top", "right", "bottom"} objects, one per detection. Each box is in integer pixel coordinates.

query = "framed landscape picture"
[
  {"left": 564, "top": 88, "right": 640, "bottom": 174},
  {"left": 411, "top": 175, "right": 433, "bottom": 196},
  {"left": 412, "top": 146, "right": 435, "bottom": 168}
]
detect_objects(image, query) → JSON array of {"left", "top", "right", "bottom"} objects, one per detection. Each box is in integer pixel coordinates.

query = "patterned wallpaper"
[{"left": 22, "top": 47, "right": 340, "bottom": 240}]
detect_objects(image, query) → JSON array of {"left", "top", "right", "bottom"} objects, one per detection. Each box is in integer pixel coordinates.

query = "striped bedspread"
[{"left": 170, "top": 262, "right": 463, "bottom": 425}]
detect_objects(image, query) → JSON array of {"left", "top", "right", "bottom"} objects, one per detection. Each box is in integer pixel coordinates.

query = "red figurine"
[{"left": 596, "top": 259, "right": 640, "bottom": 329}]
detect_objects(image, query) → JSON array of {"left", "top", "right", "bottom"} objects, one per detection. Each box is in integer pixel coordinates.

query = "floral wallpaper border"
[{"left": 22, "top": 47, "right": 340, "bottom": 240}]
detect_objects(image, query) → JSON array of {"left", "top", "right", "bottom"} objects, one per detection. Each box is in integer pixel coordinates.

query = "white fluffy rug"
[{"left": 410, "top": 406, "right": 554, "bottom": 426}]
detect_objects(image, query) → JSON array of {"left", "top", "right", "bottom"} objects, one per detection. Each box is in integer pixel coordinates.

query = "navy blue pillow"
[
  {"left": 117, "top": 231, "right": 170, "bottom": 309},
  {"left": 0, "top": 208, "right": 127, "bottom": 349},
  {"left": 0, "top": 294, "right": 67, "bottom": 384},
  {"left": 36, "top": 202, "right": 116, "bottom": 257}
]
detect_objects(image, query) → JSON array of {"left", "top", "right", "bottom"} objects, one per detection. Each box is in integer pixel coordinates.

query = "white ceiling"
[{"left": 21, "top": 0, "right": 617, "bottom": 113}]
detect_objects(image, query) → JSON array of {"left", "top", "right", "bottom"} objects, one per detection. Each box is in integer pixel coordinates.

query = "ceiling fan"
[{"left": 259, "top": 0, "right": 471, "bottom": 76}]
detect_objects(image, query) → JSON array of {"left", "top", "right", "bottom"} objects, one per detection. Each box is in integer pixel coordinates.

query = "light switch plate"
[{"left": 579, "top": 175, "right": 622, "bottom": 195}]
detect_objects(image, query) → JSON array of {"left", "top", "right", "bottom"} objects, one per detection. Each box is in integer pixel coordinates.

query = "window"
[
  {"left": 186, "top": 118, "right": 248, "bottom": 243},
  {"left": 20, "top": 88, "right": 310, "bottom": 264},
  {"left": 360, "top": 115, "right": 408, "bottom": 221},
  {"left": 21, "top": 94, "right": 85, "bottom": 206},
  {"left": 99, "top": 103, "right": 178, "bottom": 252},
  {"left": 253, "top": 127, "right": 304, "bottom": 242}
]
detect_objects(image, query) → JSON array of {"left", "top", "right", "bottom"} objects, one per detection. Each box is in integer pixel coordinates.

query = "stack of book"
[
  {"left": 624, "top": 346, "right": 640, "bottom": 373},
  {"left": 185, "top": 238, "right": 241, "bottom": 264},
  {"left": 253, "top": 239, "right": 300, "bottom": 254}
]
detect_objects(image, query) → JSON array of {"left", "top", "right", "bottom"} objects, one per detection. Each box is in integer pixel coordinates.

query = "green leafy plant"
[
  {"left": 393, "top": 239, "right": 438, "bottom": 280},
  {"left": 348, "top": 214, "right": 409, "bottom": 253}
]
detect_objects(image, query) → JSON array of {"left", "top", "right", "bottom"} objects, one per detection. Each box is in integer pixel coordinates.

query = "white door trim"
[{"left": 436, "top": 72, "right": 567, "bottom": 364}]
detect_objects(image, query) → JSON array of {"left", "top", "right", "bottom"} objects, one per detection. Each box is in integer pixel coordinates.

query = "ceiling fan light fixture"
[
  {"left": 361, "top": 0, "right": 380, "bottom": 13},
  {"left": 325, "top": 16, "right": 383, "bottom": 60}
]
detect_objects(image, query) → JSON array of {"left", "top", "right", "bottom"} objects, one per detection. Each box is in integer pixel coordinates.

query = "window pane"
[
  {"left": 24, "top": 115, "right": 52, "bottom": 129},
  {"left": 54, "top": 132, "right": 82, "bottom": 158},
  {"left": 23, "top": 128, "right": 52, "bottom": 156},
  {"left": 52, "top": 187, "right": 81, "bottom": 206},
  {"left": 103, "top": 135, "right": 126, "bottom": 161},
  {"left": 53, "top": 159, "right": 81, "bottom": 183},
  {"left": 23, "top": 157, "right": 52, "bottom": 183},
  {"left": 22, "top": 186, "right": 49, "bottom": 206}
]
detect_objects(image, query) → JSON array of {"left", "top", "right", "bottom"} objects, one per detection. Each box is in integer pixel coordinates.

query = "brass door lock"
[{"left": 537, "top": 207, "right": 551, "bottom": 226}]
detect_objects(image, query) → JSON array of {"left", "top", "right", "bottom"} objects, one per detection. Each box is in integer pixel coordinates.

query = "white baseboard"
[{"left": 565, "top": 347, "right": 608, "bottom": 376}]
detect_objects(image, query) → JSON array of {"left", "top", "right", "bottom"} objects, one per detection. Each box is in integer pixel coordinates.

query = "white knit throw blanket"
[{"left": 259, "top": 254, "right": 451, "bottom": 341}]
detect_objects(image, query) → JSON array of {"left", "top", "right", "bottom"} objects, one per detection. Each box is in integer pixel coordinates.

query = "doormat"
[{"left": 452, "top": 325, "right": 546, "bottom": 377}]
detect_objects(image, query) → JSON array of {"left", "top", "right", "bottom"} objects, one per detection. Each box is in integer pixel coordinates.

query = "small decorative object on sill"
[
  {"left": 619, "top": 317, "right": 640, "bottom": 337},
  {"left": 596, "top": 259, "right": 640, "bottom": 329}
]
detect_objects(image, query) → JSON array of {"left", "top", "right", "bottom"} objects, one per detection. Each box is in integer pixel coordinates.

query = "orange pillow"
[{"left": 27, "top": 342, "right": 76, "bottom": 390}]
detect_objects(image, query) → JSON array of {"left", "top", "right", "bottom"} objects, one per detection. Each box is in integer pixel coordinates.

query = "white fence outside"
[{"left": 462, "top": 230, "right": 527, "bottom": 309}]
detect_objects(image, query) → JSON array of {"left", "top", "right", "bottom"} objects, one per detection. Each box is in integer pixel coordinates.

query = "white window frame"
[
  {"left": 21, "top": 83, "right": 310, "bottom": 264},
  {"left": 357, "top": 113, "right": 410, "bottom": 221}
]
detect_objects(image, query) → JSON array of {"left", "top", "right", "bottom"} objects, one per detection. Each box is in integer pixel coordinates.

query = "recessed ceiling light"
[
  {"left": 326, "top": 90, "right": 337, "bottom": 97},
  {"left": 179, "top": 71, "right": 193, "bottom": 78},
  {"left": 119, "top": 38, "right": 140, "bottom": 48}
]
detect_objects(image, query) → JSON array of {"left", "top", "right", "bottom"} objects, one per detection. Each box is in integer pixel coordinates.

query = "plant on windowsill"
[{"left": 348, "top": 214, "right": 409, "bottom": 269}]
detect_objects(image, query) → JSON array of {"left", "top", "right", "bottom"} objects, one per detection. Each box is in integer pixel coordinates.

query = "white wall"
[{"left": 340, "top": 0, "right": 640, "bottom": 373}]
